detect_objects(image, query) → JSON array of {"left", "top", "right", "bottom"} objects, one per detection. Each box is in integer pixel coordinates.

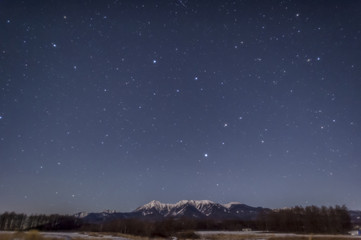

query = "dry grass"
[
  {"left": 0, "top": 230, "right": 59, "bottom": 240},
  {"left": 0, "top": 230, "right": 161, "bottom": 240},
  {"left": 204, "top": 233, "right": 270, "bottom": 240},
  {"left": 268, "top": 237, "right": 309, "bottom": 240},
  {"left": 0, "top": 233, "right": 14, "bottom": 240},
  {"left": 268, "top": 237, "right": 357, "bottom": 240},
  {"left": 202, "top": 233, "right": 360, "bottom": 240},
  {"left": 100, "top": 232, "right": 166, "bottom": 240},
  {"left": 72, "top": 237, "right": 113, "bottom": 240}
]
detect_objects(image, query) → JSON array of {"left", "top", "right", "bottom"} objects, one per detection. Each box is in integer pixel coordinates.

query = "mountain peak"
[
  {"left": 103, "top": 209, "right": 117, "bottom": 214},
  {"left": 175, "top": 200, "right": 215, "bottom": 206},
  {"left": 135, "top": 200, "right": 167, "bottom": 212},
  {"left": 148, "top": 200, "right": 162, "bottom": 206},
  {"left": 74, "top": 211, "right": 89, "bottom": 218},
  {"left": 223, "top": 202, "right": 242, "bottom": 208}
]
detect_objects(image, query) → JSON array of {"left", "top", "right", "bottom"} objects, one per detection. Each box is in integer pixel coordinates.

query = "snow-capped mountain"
[
  {"left": 132, "top": 200, "right": 267, "bottom": 220},
  {"left": 74, "top": 201, "right": 360, "bottom": 226},
  {"left": 74, "top": 211, "right": 89, "bottom": 218},
  {"left": 75, "top": 200, "right": 269, "bottom": 223}
]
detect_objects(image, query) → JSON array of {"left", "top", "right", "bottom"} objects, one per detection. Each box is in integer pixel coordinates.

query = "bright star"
[
  {"left": 153, "top": 59, "right": 157, "bottom": 64},
  {"left": 204, "top": 153, "right": 208, "bottom": 157},
  {"left": 51, "top": 43, "right": 57, "bottom": 48}
]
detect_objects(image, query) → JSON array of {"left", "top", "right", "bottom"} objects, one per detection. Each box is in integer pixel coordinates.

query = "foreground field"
[
  {"left": 1, "top": 231, "right": 361, "bottom": 240},
  {"left": 0, "top": 230, "right": 132, "bottom": 240},
  {"left": 197, "top": 231, "right": 361, "bottom": 240}
]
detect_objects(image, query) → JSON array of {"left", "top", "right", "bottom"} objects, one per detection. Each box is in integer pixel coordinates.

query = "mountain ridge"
[
  {"left": 75, "top": 200, "right": 361, "bottom": 225},
  {"left": 76, "top": 200, "right": 269, "bottom": 223}
]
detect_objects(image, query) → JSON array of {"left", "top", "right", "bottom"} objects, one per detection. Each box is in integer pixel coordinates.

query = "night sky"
[{"left": 1, "top": 0, "right": 361, "bottom": 215}]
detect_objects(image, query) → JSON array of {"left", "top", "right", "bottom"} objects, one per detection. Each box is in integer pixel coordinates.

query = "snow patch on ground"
[{"left": 42, "top": 232, "right": 131, "bottom": 239}]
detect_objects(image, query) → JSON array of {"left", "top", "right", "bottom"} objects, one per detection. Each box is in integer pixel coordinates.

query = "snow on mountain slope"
[
  {"left": 74, "top": 211, "right": 89, "bottom": 218},
  {"left": 134, "top": 200, "right": 219, "bottom": 216},
  {"left": 223, "top": 202, "right": 242, "bottom": 209},
  {"left": 76, "top": 200, "right": 269, "bottom": 223},
  {"left": 132, "top": 200, "right": 265, "bottom": 219}
]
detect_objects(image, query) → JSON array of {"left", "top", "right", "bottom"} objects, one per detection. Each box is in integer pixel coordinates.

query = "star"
[{"left": 1, "top": 0, "right": 359, "bottom": 216}]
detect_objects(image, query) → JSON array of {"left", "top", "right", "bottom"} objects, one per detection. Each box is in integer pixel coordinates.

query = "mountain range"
[
  {"left": 75, "top": 200, "right": 269, "bottom": 223},
  {"left": 75, "top": 200, "right": 361, "bottom": 225}
]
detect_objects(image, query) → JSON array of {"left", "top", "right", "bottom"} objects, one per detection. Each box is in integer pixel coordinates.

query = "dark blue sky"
[{"left": 1, "top": 0, "right": 360, "bottom": 214}]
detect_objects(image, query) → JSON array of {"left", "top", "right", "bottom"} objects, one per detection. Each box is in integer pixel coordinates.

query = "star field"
[{"left": 0, "top": 0, "right": 361, "bottom": 214}]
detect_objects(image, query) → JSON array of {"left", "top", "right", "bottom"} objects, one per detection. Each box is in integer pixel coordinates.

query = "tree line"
[
  {"left": 0, "top": 212, "right": 81, "bottom": 231},
  {"left": 258, "top": 205, "right": 352, "bottom": 234},
  {"left": 0, "top": 205, "right": 352, "bottom": 237}
]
